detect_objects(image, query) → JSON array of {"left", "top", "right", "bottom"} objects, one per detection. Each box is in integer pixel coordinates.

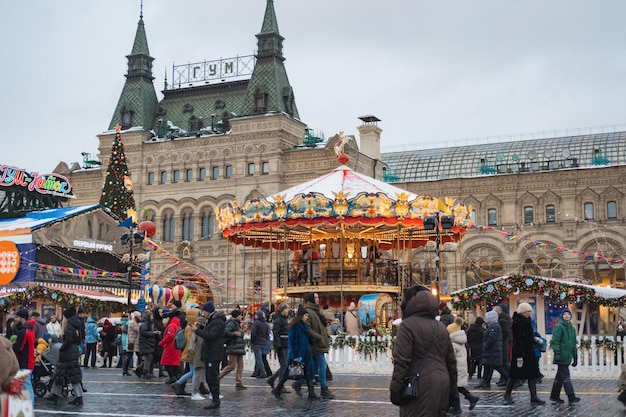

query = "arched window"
[
  {"left": 162, "top": 213, "right": 175, "bottom": 242},
  {"left": 546, "top": 205, "right": 556, "bottom": 223},
  {"left": 182, "top": 212, "right": 194, "bottom": 241},
  {"left": 607, "top": 201, "right": 617, "bottom": 219},
  {"left": 491, "top": 259, "right": 503, "bottom": 277},
  {"left": 487, "top": 209, "right": 497, "bottom": 226},
  {"left": 584, "top": 202, "right": 594, "bottom": 220},
  {"left": 201, "top": 210, "right": 215, "bottom": 240},
  {"left": 470, "top": 210, "right": 477, "bottom": 224},
  {"left": 524, "top": 207, "right": 534, "bottom": 224},
  {"left": 522, "top": 258, "right": 539, "bottom": 275},
  {"left": 479, "top": 260, "right": 490, "bottom": 281}
]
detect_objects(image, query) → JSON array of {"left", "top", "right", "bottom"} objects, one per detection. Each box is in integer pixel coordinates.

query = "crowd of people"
[
  {"left": 2, "top": 292, "right": 341, "bottom": 410},
  {"left": 390, "top": 287, "right": 583, "bottom": 416}
]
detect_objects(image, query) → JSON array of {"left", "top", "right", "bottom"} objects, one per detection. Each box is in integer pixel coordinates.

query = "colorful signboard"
[
  {"left": 0, "top": 164, "right": 74, "bottom": 198},
  {"left": 0, "top": 241, "right": 20, "bottom": 285}
]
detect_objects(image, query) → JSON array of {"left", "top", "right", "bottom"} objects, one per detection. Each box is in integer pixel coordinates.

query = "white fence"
[{"left": 244, "top": 334, "right": 626, "bottom": 379}]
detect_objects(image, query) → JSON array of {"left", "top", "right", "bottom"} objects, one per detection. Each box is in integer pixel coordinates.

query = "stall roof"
[
  {"left": 451, "top": 274, "right": 626, "bottom": 309},
  {"left": 0, "top": 285, "right": 126, "bottom": 304},
  {"left": 0, "top": 204, "right": 101, "bottom": 233}
]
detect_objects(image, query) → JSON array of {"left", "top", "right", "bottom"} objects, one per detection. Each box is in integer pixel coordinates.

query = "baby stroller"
[{"left": 33, "top": 344, "right": 75, "bottom": 398}]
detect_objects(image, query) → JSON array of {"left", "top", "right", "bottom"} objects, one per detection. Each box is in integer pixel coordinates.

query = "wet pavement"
[{"left": 33, "top": 367, "right": 626, "bottom": 417}]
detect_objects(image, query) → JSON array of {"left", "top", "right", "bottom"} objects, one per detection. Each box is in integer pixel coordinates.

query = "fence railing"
[{"left": 243, "top": 334, "right": 626, "bottom": 379}]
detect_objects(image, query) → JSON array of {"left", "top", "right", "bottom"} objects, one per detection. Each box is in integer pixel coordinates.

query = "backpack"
[
  {"left": 619, "top": 364, "right": 626, "bottom": 390},
  {"left": 174, "top": 328, "right": 186, "bottom": 350}
]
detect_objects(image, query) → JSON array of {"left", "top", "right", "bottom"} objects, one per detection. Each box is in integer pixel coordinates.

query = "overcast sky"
[{"left": 3, "top": 1, "right": 626, "bottom": 174}]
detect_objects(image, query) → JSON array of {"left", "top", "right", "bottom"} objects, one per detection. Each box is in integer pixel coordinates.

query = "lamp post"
[
  {"left": 423, "top": 212, "right": 454, "bottom": 298},
  {"left": 120, "top": 227, "right": 145, "bottom": 311}
]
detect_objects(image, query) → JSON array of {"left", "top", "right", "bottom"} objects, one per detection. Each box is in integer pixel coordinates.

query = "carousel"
[{"left": 216, "top": 134, "right": 474, "bottom": 326}]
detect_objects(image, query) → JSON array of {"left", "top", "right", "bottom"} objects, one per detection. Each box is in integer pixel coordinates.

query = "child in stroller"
[{"left": 33, "top": 343, "right": 75, "bottom": 398}]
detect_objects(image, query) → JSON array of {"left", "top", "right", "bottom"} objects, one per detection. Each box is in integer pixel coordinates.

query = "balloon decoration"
[
  {"left": 163, "top": 287, "right": 172, "bottom": 306},
  {"left": 171, "top": 284, "right": 190, "bottom": 305},
  {"left": 138, "top": 221, "right": 156, "bottom": 238},
  {"left": 147, "top": 284, "right": 163, "bottom": 304}
]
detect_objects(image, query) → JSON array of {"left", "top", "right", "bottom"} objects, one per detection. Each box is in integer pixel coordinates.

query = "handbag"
[
  {"left": 399, "top": 372, "right": 419, "bottom": 402},
  {"left": 127, "top": 342, "right": 135, "bottom": 351},
  {"left": 288, "top": 359, "right": 305, "bottom": 379}
]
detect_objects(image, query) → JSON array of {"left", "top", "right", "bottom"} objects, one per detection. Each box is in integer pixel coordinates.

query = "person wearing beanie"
[
  {"left": 467, "top": 317, "right": 485, "bottom": 380},
  {"left": 271, "top": 304, "right": 318, "bottom": 400},
  {"left": 549, "top": 308, "right": 579, "bottom": 404},
  {"left": 48, "top": 304, "right": 85, "bottom": 406},
  {"left": 12, "top": 306, "right": 35, "bottom": 405},
  {"left": 345, "top": 301, "right": 360, "bottom": 337},
  {"left": 475, "top": 310, "right": 508, "bottom": 390},
  {"left": 503, "top": 303, "right": 545, "bottom": 405},
  {"left": 99, "top": 318, "right": 117, "bottom": 368},
  {"left": 202, "top": 301, "right": 215, "bottom": 314},
  {"left": 305, "top": 292, "right": 335, "bottom": 399},
  {"left": 192, "top": 299, "right": 226, "bottom": 409},
  {"left": 517, "top": 302, "right": 533, "bottom": 315},
  {"left": 267, "top": 303, "right": 290, "bottom": 390},
  {"left": 217, "top": 309, "right": 247, "bottom": 391},
  {"left": 448, "top": 317, "right": 480, "bottom": 413}
]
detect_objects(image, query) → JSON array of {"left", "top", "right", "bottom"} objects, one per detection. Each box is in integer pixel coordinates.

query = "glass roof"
[{"left": 380, "top": 131, "right": 626, "bottom": 182}]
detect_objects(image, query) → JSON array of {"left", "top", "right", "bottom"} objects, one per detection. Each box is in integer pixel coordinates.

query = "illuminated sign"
[
  {"left": 0, "top": 241, "right": 20, "bottom": 285},
  {"left": 0, "top": 165, "right": 74, "bottom": 198}
]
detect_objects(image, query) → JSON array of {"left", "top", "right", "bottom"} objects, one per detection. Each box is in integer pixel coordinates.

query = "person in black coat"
[
  {"left": 193, "top": 301, "right": 226, "bottom": 410},
  {"left": 218, "top": 309, "right": 247, "bottom": 390},
  {"left": 503, "top": 302, "right": 545, "bottom": 405},
  {"left": 467, "top": 316, "right": 485, "bottom": 379},
  {"left": 475, "top": 310, "right": 508, "bottom": 390},
  {"left": 250, "top": 310, "right": 270, "bottom": 378},
  {"left": 137, "top": 309, "right": 159, "bottom": 378},
  {"left": 267, "top": 303, "right": 290, "bottom": 389},
  {"left": 152, "top": 307, "right": 165, "bottom": 377},
  {"left": 48, "top": 307, "right": 85, "bottom": 405},
  {"left": 493, "top": 304, "right": 512, "bottom": 386}
]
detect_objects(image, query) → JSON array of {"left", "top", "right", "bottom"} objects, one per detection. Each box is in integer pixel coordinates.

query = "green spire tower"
[
  {"left": 241, "top": 0, "right": 299, "bottom": 118},
  {"left": 108, "top": 10, "right": 158, "bottom": 131}
]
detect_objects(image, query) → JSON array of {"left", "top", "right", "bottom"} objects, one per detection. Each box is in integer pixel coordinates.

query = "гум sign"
[{"left": 0, "top": 165, "right": 74, "bottom": 198}]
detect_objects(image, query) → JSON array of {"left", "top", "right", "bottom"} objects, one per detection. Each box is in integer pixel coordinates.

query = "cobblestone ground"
[{"left": 33, "top": 368, "right": 626, "bottom": 417}]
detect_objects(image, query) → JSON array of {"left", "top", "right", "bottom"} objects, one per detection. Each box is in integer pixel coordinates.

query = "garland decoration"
[
  {"left": 451, "top": 274, "right": 626, "bottom": 310},
  {"left": 0, "top": 285, "right": 127, "bottom": 314}
]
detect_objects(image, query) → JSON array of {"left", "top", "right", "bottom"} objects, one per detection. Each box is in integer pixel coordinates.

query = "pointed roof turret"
[
  {"left": 259, "top": 0, "right": 280, "bottom": 37},
  {"left": 240, "top": 0, "right": 299, "bottom": 119},
  {"left": 108, "top": 12, "right": 158, "bottom": 131}
]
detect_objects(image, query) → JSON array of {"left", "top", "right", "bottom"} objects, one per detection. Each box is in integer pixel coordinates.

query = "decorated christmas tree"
[{"left": 99, "top": 125, "right": 137, "bottom": 222}]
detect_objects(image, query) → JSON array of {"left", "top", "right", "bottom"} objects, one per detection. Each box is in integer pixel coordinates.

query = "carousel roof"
[
  {"left": 266, "top": 165, "right": 419, "bottom": 202},
  {"left": 217, "top": 164, "right": 472, "bottom": 250}
]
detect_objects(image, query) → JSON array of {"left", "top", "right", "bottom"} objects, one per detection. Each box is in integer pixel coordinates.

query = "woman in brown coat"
[{"left": 390, "top": 285, "right": 457, "bottom": 417}]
